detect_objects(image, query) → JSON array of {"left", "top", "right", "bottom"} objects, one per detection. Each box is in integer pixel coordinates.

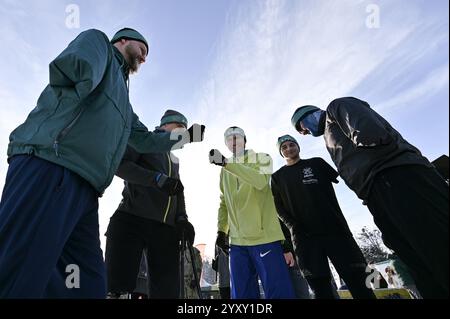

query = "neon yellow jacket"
[{"left": 217, "top": 150, "right": 285, "bottom": 246}]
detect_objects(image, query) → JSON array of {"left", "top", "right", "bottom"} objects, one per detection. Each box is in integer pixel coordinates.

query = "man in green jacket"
[
  {"left": 0, "top": 28, "right": 204, "bottom": 298},
  {"left": 209, "top": 126, "right": 294, "bottom": 299}
]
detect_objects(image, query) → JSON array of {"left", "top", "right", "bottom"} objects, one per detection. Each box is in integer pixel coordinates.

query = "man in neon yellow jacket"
[{"left": 209, "top": 126, "right": 295, "bottom": 299}]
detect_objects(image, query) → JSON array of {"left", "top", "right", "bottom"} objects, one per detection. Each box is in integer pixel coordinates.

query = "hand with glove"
[
  {"left": 215, "top": 231, "right": 230, "bottom": 255},
  {"left": 209, "top": 149, "right": 227, "bottom": 167},
  {"left": 176, "top": 218, "right": 195, "bottom": 245},
  {"left": 185, "top": 124, "right": 205, "bottom": 143},
  {"left": 155, "top": 173, "right": 184, "bottom": 195}
]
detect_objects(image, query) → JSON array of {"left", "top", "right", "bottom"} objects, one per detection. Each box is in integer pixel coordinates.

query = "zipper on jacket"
[
  {"left": 53, "top": 108, "right": 85, "bottom": 157},
  {"left": 163, "top": 153, "right": 173, "bottom": 223}
]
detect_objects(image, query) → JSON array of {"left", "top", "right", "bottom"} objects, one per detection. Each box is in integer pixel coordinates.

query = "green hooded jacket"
[
  {"left": 7, "top": 29, "right": 184, "bottom": 194},
  {"left": 217, "top": 150, "right": 285, "bottom": 246}
]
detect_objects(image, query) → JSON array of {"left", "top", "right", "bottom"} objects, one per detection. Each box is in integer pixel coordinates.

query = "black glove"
[
  {"left": 281, "top": 239, "right": 293, "bottom": 254},
  {"left": 215, "top": 231, "right": 230, "bottom": 256},
  {"left": 186, "top": 124, "right": 205, "bottom": 143},
  {"left": 176, "top": 218, "right": 195, "bottom": 245},
  {"left": 155, "top": 173, "right": 184, "bottom": 195},
  {"left": 209, "top": 149, "right": 227, "bottom": 167},
  {"left": 211, "top": 256, "right": 219, "bottom": 272}
]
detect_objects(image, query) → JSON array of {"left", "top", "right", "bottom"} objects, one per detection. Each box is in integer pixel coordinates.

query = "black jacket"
[
  {"left": 115, "top": 130, "right": 186, "bottom": 226},
  {"left": 324, "top": 97, "right": 432, "bottom": 200}
]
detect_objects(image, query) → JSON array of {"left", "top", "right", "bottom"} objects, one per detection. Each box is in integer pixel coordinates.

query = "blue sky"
[{"left": 0, "top": 0, "right": 448, "bottom": 259}]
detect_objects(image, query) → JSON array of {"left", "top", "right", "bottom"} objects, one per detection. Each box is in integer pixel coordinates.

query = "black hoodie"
[{"left": 323, "top": 97, "right": 432, "bottom": 201}]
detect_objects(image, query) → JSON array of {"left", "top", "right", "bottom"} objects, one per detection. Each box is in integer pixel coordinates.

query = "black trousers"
[
  {"left": 105, "top": 211, "right": 180, "bottom": 298},
  {"left": 219, "top": 287, "right": 231, "bottom": 299},
  {"left": 293, "top": 234, "right": 376, "bottom": 299},
  {"left": 367, "top": 165, "right": 449, "bottom": 299}
]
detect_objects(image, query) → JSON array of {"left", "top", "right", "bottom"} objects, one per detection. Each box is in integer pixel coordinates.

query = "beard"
[{"left": 124, "top": 45, "right": 141, "bottom": 74}]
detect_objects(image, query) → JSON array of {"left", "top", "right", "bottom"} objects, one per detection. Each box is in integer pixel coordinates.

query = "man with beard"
[
  {"left": 290, "top": 97, "right": 448, "bottom": 298},
  {"left": 0, "top": 28, "right": 205, "bottom": 298}
]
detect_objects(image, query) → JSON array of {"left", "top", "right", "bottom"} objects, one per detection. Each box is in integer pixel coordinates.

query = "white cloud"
[
  {"left": 376, "top": 63, "right": 449, "bottom": 113},
  {"left": 0, "top": 0, "right": 447, "bottom": 260},
  {"left": 176, "top": 0, "right": 448, "bottom": 257}
]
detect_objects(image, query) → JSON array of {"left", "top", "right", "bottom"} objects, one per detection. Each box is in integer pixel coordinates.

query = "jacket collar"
[
  {"left": 112, "top": 46, "right": 130, "bottom": 81},
  {"left": 232, "top": 149, "right": 253, "bottom": 160}
]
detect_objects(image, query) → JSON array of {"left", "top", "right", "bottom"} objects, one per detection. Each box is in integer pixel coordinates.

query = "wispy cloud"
[
  {"left": 0, "top": 1, "right": 54, "bottom": 187},
  {"left": 376, "top": 63, "right": 449, "bottom": 113},
  {"left": 0, "top": 0, "right": 447, "bottom": 257},
  {"left": 0, "top": 0, "right": 146, "bottom": 251},
  {"left": 176, "top": 0, "right": 449, "bottom": 255}
]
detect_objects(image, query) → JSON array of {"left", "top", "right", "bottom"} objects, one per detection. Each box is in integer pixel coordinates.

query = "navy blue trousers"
[{"left": 0, "top": 155, "right": 106, "bottom": 298}]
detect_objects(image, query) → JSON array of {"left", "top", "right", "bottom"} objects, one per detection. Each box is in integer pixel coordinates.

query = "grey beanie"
[
  {"left": 111, "top": 27, "right": 149, "bottom": 56},
  {"left": 224, "top": 126, "right": 246, "bottom": 143},
  {"left": 291, "top": 105, "right": 321, "bottom": 128},
  {"left": 160, "top": 109, "right": 188, "bottom": 128}
]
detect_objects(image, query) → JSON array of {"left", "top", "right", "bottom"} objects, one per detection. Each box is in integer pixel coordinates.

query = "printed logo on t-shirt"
[{"left": 302, "top": 167, "right": 318, "bottom": 184}]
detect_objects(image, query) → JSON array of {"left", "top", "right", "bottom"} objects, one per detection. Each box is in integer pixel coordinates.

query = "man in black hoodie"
[
  {"left": 291, "top": 97, "right": 449, "bottom": 298},
  {"left": 105, "top": 110, "right": 195, "bottom": 299}
]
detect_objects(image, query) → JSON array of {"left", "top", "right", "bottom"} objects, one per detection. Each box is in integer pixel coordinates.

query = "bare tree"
[
  {"left": 356, "top": 226, "right": 392, "bottom": 263},
  {"left": 201, "top": 258, "right": 217, "bottom": 285}
]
